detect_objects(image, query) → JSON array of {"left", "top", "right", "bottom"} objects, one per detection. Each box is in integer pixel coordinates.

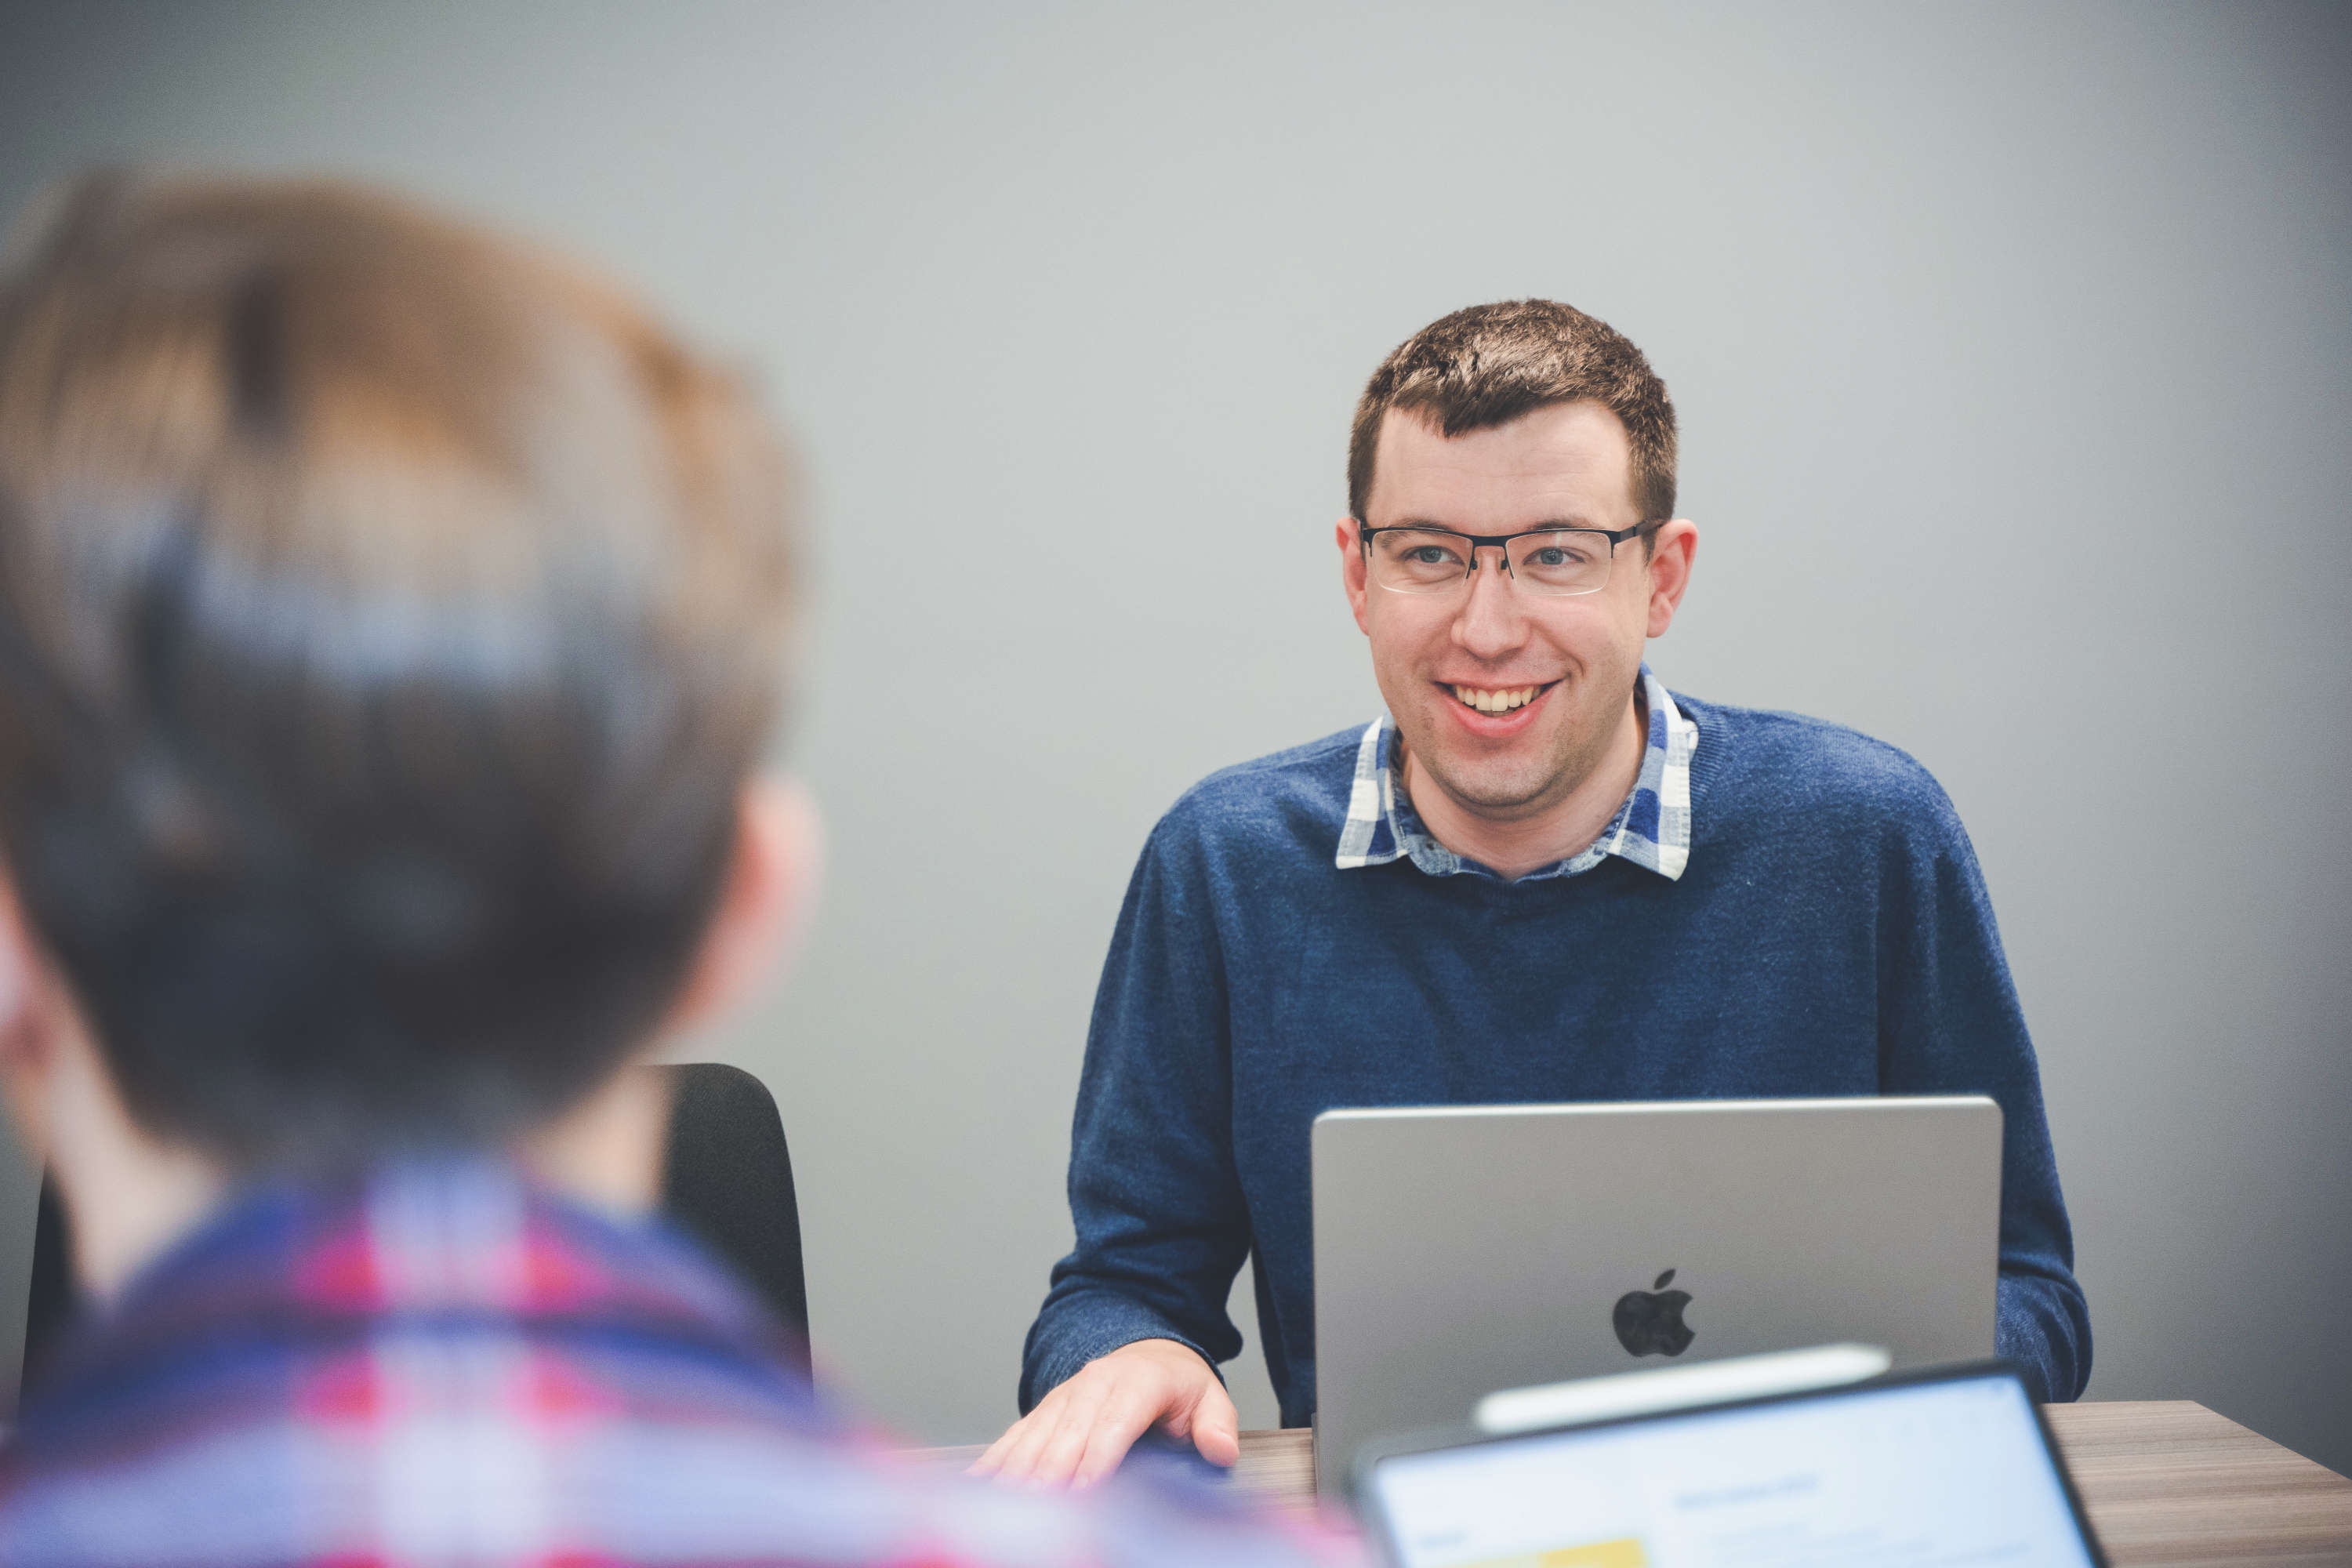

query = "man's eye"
[{"left": 1406, "top": 546, "right": 1457, "bottom": 565}]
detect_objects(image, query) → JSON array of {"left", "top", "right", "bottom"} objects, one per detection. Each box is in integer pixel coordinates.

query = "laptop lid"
[
  {"left": 1354, "top": 1361, "right": 2105, "bottom": 1568},
  {"left": 1312, "top": 1097, "right": 2002, "bottom": 1493}
]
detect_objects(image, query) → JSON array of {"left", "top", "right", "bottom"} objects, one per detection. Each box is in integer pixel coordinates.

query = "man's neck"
[
  {"left": 1400, "top": 688, "right": 1647, "bottom": 880},
  {"left": 48, "top": 1046, "right": 671, "bottom": 1301},
  {"left": 41, "top": 1036, "right": 230, "bottom": 1301}
]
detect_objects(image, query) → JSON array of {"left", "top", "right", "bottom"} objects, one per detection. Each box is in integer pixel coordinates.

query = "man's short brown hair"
[
  {"left": 1346, "top": 299, "right": 1678, "bottom": 527},
  {"left": 0, "top": 173, "right": 797, "bottom": 1168}
]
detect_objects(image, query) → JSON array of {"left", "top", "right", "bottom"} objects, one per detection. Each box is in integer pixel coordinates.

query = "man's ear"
[
  {"left": 1338, "top": 516, "right": 1373, "bottom": 636},
  {"left": 0, "top": 856, "right": 230, "bottom": 1298},
  {"left": 662, "top": 775, "right": 822, "bottom": 1040},
  {"left": 0, "top": 862, "right": 60, "bottom": 1163},
  {"left": 1644, "top": 518, "right": 1699, "bottom": 640}
]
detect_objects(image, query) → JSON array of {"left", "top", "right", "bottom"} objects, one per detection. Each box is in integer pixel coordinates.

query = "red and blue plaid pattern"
[{"left": 0, "top": 1160, "right": 1353, "bottom": 1567}]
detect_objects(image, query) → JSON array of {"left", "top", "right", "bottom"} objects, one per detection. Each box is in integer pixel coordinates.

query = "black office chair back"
[
  {"left": 658, "top": 1062, "right": 811, "bottom": 1371},
  {"left": 23, "top": 1178, "right": 72, "bottom": 1386},
  {"left": 20, "top": 1061, "right": 808, "bottom": 1393}
]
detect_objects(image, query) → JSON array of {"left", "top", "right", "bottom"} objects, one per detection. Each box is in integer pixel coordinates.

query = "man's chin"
[{"left": 1404, "top": 743, "right": 1565, "bottom": 820}]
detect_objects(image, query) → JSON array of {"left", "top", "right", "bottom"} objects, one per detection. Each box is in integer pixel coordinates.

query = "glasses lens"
[
  {"left": 1507, "top": 530, "right": 1613, "bottom": 595},
  {"left": 1369, "top": 529, "right": 1473, "bottom": 593}
]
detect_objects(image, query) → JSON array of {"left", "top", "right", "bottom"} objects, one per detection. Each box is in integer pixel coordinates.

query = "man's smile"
[
  {"left": 1446, "top": 681, "right": 1556, "bottom": 714},
  {"left": 1437, "top": 679, "right": 1560, "bottom": 733}
]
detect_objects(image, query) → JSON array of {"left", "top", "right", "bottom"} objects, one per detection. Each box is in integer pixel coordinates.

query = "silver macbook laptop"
[
  {"left": 1354, "top": 1359, "right": 2103, "bottom": 1567},
  {"left": 1311, "top": 1097, "right": 2002, "bottom": 1493}
]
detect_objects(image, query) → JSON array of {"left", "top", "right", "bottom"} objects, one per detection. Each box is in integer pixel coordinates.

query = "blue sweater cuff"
[{"left": 1022, "top": 1294, "right": 1228, "bottom": 1413}]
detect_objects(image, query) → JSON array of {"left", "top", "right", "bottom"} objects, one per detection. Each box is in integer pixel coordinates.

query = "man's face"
[{"left": 1339, "top": 401, "right": 1692, "bottom": 822}]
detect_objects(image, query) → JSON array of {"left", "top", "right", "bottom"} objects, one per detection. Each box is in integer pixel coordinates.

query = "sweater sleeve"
[
  {"left": 1019, "top": 815, "right": 1253, "bottom": 1412},
  {"left": 1874, "top": 782, "right": 2093, "bottom": 1403}
]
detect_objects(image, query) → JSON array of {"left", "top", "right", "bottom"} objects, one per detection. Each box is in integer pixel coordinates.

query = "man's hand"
[{"left": 970, "top": 1338, "right": 1240, "bottom": 1488}]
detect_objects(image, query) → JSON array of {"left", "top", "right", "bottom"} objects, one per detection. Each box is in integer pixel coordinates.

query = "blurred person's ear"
[
  {"left": 0, "top": 865, "right": 63, "bottom": 1164},
  {"left": 521, "top": 776, "right": 820, "bottom": 1213},
  {"left": 0, "top": 863, "right": 226, "bottom": 1298},
  {"left": 663, "top": 775, "right": 824, "bottom": 1037}
]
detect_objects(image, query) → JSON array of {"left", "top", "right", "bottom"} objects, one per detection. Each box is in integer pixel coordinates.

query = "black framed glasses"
[{"left": 1357, "top": 521, "right": 1657, "bottom": 597}]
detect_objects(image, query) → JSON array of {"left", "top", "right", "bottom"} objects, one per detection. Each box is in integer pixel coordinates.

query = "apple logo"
[{"left": 1612, "top": 1269, "right": 1696, "bottom": 1357}]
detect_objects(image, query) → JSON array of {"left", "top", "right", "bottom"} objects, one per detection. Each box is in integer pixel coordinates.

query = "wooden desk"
[{"left": 920, "top": 1402, "right": 2352, "bottom": 1566}]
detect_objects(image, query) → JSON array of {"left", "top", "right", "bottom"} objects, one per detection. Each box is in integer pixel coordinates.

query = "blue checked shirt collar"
[{"left": 1334, "top": 664, "right": 1696, "bottom": 882}]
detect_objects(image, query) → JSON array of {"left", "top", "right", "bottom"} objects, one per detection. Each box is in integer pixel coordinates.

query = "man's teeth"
[{"left": 1451, "top": 684, "right": 1542, "bottom": 714}]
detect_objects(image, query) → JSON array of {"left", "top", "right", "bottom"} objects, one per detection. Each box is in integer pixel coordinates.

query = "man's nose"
[{"left": 1450, "top": 547, "right": 1528, "bottom": 659}]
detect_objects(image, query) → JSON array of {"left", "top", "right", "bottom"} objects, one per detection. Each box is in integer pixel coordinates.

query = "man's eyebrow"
[{"left": 1383, "top": 515, "right": 1602, "bottom": 532}]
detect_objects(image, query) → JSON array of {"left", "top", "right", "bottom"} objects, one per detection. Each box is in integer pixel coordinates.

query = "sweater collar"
[{"left": 1334, "top": 663, "right": 1696, "bottom": 883}]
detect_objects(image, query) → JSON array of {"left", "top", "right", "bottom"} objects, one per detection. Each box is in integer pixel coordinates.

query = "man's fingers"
[
  {"left": 1186, "top": 1381, "right": 1242, "bottom": 1468},
  {"left": 971, "top": 1398, "right": 1060, "bottom": 1476},
  {"left": 968, "top": 1420, "right": 1030, "bottom": 1479},
  {"left": 970, "top": 1395, "right": 1058, "bottom": 1478},
  {"left": 975, "top": 1388, "right": 1081, "bottom": 1483},
  {"left": 967, "top": 1421, "right": 1022, "bottom": 1477},
  {"left": 988, "top": 1420, "right": 1073, "bottom": 1495},
  {"left": 1033, "top": 1382, "right": 1149, "bottom": 1488},
  {"left": 1069, "top": 1386, "right": 1170, "bottom": 1487}
]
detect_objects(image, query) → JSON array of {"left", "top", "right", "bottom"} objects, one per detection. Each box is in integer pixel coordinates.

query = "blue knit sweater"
[{"left": 1020, "top": 693, "right": 2091, "bottom": 1423}]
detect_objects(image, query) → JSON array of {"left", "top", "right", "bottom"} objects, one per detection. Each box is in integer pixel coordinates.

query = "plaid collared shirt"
[
  {"left": 1334, "top": 664, "right": 1697, "bottom": 881},
  {"left": 0, "top": 1160, "right": 1352, "bottom": 1568}
]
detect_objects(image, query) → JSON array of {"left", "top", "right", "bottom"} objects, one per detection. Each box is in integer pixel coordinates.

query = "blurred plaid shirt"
[{"left": 0, "top": 1160, "right": 1352, "bottom": 1568}]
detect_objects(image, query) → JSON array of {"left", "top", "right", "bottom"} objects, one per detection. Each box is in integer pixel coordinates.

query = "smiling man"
[{"left": 982, "top": 299, "right": 2092, "bottom": 1486}]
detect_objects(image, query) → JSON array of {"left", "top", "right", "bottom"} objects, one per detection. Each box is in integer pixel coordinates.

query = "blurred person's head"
[{"left": 0, "top": 172, "right": 811, "bottom": 1290}]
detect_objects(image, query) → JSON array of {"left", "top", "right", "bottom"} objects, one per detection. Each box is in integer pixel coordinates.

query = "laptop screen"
[{"left": 1363, "top": 1370, "right": 2097, "bottom": 1568}]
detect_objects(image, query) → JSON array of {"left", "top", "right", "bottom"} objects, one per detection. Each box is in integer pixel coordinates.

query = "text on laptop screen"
[{"left": 1368, "top": 1374, "right": 2094, "bottom": 1568}]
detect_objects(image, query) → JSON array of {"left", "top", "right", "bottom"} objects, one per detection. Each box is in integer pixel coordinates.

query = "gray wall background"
[{"left": 1, "top": 0, "right": 2347, "bottom": 1473}]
